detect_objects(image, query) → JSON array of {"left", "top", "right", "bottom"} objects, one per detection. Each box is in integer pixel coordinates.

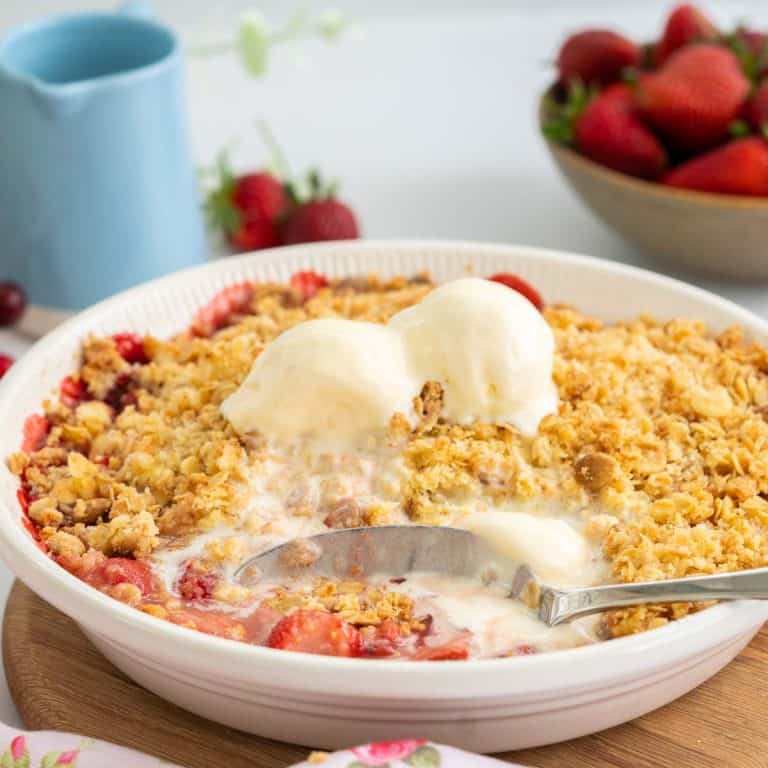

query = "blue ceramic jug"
[{"left": 0, "top": 1, "right": 205, "bottom": 313}]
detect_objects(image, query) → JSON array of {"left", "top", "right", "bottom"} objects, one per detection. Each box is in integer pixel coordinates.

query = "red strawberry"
[
  {"left": 745, "top": 81, "right": 768, "bottom": 137},
  {"left": 361, "top": 619, "right": 404, "bottom": 657},
  {"left": 206, "top": 158, "right": 285, "bottom": 252},
  {"left": 654, "top": 4, "right": 718, "bottom": 66},
  {"left": 22, "top": 414, "right": 49, "bottom": 453},
  {"left": 0, "top": 354, "right": 13, "bottom": 380},
  {"left": 487, "top": 273, "right": 544, "bottom": 310},
  {"left": 557, "top": 29, "right": 640, "bottom": 86},
  {"left": 112, "top": 332, "right": 148, "bottom": 364},
  {"left": 100, "top": 557, "right": 153, "bottom": 596},
  {"left": 290, "top": 270, "right": 329, "bottom": 301},
  {"left": 59, "top": 375, "right": 88, "bottom": 408},
  {"left": 575, "top": 84, "right": 668, "bottom": 179},
  {"left": 190, "top": 282, "right": 255, "bottom": 337},
  {"left": 414, "top": 637, "right": 470, "bottom": 661},
  {"left": 0, "top": 282, "right": 26, "bottom": 327},
  {"left": 267, "top": 609, "right": 362, "bottom": 657},
  {"left": 635, "top": 45, "right": 749, "bottom": 153},
  {"left": 176, "top": 560, "right": 218, "bottom": 601},
  {"left": 663, "top": 137, "right": 768, "bottom": 195},
  {"left": 281, "top": 171, "right": 359, "bottom": 245}
]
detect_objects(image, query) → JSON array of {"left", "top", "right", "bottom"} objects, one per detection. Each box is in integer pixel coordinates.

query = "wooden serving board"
[{"left": 3, "top": 580, "right": 767, "bottom": 768}]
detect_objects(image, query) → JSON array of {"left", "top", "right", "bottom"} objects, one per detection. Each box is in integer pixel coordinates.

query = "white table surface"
[{"left": 1, "top": 0, "right": 768, "bottom": 731}]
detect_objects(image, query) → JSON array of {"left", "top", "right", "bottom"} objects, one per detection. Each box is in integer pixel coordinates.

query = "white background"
[{"left": 1, "top": 0, "right": 767, "bottom": 728}]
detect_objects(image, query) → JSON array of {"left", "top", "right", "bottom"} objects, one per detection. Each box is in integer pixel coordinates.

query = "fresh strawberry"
[
  {"left": 281, "top": 171, "right": 359, "bottom": 245},
  {"left": 745, "top": 81, "right": 768, "bottom": 137},
  {"left": 267, "top": 609, "right": 362, "bottom": 657},
  {"left": 663, "top": 136, "right": 768, "bottom": 195},
  {"left": 557, "top": 29, "right": 640, "bottom": 86},
  {"left": 112, "top": 332, "right": 148, "bottom": 364},
  {"left": 290, "top": 270, "right": 329, "bottom": 301},
  {"left": 0, "top": 354, "right": 13, "bottom": 380},
  {"left": 574, "top": 84, "right": 668, "bottom": 178},
  {"left": 206, "top": 157, "right": 285, "bottom": 252},
  {"left": 176, "top": 560, "right": 218, "bottom": 601},
  {"left": 190, "top": 282, "right": 255, "bottom": 337},
  {"left": 654, "top": 4, "right": 718, "bottom": 66},
  {"left": 488, "top": 273, "right": 544, "bottom": 310},
  {"left": 635, "top": 45, "right": 749, "bottom": 153},
  {"left": 22, "top": 414, "right": 49, "bottom": 453},
  {"left": 100, "top": 557, "right": 153, "bottom": 596},
  {"left": 59, "top": 375, "right": 88, "bottom": 408}
]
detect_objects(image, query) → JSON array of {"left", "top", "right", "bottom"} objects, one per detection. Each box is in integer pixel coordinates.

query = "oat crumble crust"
[{"left": 9, "top": 273, "right": 768, "bottom": 639}]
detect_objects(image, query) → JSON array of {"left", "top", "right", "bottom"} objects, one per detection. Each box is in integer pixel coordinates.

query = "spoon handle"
[{"left": 541, "top": 566, "right": 768, "bottom": 626}]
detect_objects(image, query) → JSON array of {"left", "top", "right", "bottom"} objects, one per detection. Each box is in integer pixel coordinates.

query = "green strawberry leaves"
[{"left": 541, "top": 80, "right": 597, "bottom": 145}]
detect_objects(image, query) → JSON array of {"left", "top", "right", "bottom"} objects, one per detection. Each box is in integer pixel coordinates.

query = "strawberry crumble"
[{"left": 9, "top": 269, "right": 768, "bottom": 658}]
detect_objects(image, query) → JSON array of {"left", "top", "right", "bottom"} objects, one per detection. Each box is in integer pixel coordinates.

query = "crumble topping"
[{"left": 9, "top": 272, "right": 768, "bottom": 643}]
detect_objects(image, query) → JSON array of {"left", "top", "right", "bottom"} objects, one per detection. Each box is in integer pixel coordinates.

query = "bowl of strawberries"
[{"left": 541, "top": 4, "right": 768, "bottom": 279}]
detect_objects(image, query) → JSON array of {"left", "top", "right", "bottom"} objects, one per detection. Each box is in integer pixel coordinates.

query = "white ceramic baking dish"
[{"left": 1, "top": 241, "right": 766, "bottom": 753}]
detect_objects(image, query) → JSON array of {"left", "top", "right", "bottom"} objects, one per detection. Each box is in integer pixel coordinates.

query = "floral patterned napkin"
[{"left": 0, "top": 725, "right": 526, "bottom": 768}]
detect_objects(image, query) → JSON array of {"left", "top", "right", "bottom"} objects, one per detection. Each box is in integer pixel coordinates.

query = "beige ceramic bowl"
[{"left": 540, "top": 93, "right": 768, "bottom": 280}]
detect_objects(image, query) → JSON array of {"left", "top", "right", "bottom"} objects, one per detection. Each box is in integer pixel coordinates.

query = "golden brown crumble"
[{"left": 9, "top": 273, "right": 768, "bottom": 639}]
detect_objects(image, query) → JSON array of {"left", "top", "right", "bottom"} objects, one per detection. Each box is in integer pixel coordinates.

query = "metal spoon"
[{"left": 234, "top": 525, "right": 768, "bottom": 627}]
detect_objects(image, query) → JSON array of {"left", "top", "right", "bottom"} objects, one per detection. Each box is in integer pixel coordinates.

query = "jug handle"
[{"left": 117, "top": 1, "right": 153, "bottom": 19}]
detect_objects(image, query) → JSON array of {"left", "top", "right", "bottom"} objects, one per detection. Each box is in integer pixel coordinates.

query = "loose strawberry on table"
[
  {"left": 206, "top": 159, "right": 285, "bottom": 252},
  {"left": 0, "top": 281, "right": 26, "bottom": 327},
  {"left": 745, "top": 82, "right": 768, "bottom": 138},
  {"left": 281, "top": 171, "right": 359, "bottom": 245},
  {"left": 0, "top": 355, "right": 13, "bottom": 380}
]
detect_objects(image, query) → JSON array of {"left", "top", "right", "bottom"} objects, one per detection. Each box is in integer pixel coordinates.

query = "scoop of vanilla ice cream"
[
  {"left": 389, "top": 278, "right": 557, "bottom": 433},
  {"left": 221, "top": 318, "right": 419, "bottom": 444},
  {"left": 462, "top": 511, "right": 593, "bottom": 587}
]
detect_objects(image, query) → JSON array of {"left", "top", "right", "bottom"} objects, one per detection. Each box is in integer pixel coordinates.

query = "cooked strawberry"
[
  {"left": 510, "top": 644, "right": 538, "bottom": 656},
  {"left": 290, "top": 270, "right": 329, "bottom": 301},
  {"left": 190, "top": 282, "right": 255, "bottom": 337},
  {"left": 0, "top": 354, "right": 13, "bottom": 380},
  {"left": 487, "top": 273, "right": 544, "bottom": 310},
  {"left": 100, "top": 557, "right": 153, "bottom": 596},
  {"left": 112, "top": 332, "right": 148, "bottom": 364},
  {"left": 654, "top": 4, "right": 717, "bottom": 66},
  {"left": 575, "top": 84, "right": 668, "bottom": 178},
  {"left": 414, "top": 637, "right": 470, "bottom": 661},
  {"left": 176, "top": 560, "right": 218, "bottom": 601},
  {"left": 103, "top": 373, "right": 138, "bottom": 413},
  {"left": 746, "top": 81, "right": 768, "bottom": 137},
  {"left": 361, "top": 619, "right": 403, "bottom": 657},
  {"left": 267, "top": 609, "right": 362, "bottom": 657},
  {"left": 635, "top": 45, "right": 750, "bottom": 153},
  {"left": 557, "top": 29, "right": 640, "bottom": 86},
  {"left": 206, "top": 161, "right": 285, "bottom": 252},
  {"left": 663, "top": 137, "right": 768, "bottom": 195},
  {"left": 168, "top": 607, "right": 246, "bottom": 640},
  {"left": 59, "top": 375, "right": 88, "bottom": 408},
  {"left": 21, "top": 414, "right": 49, "bottom": 453}
]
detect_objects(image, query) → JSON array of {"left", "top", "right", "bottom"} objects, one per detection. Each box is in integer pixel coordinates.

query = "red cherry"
[
  {"left": 0, "top": 282, "right": 26, "bottom": 326},
  {"left": 0, "top": 355, "right": 13, "bottom": 379}
]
